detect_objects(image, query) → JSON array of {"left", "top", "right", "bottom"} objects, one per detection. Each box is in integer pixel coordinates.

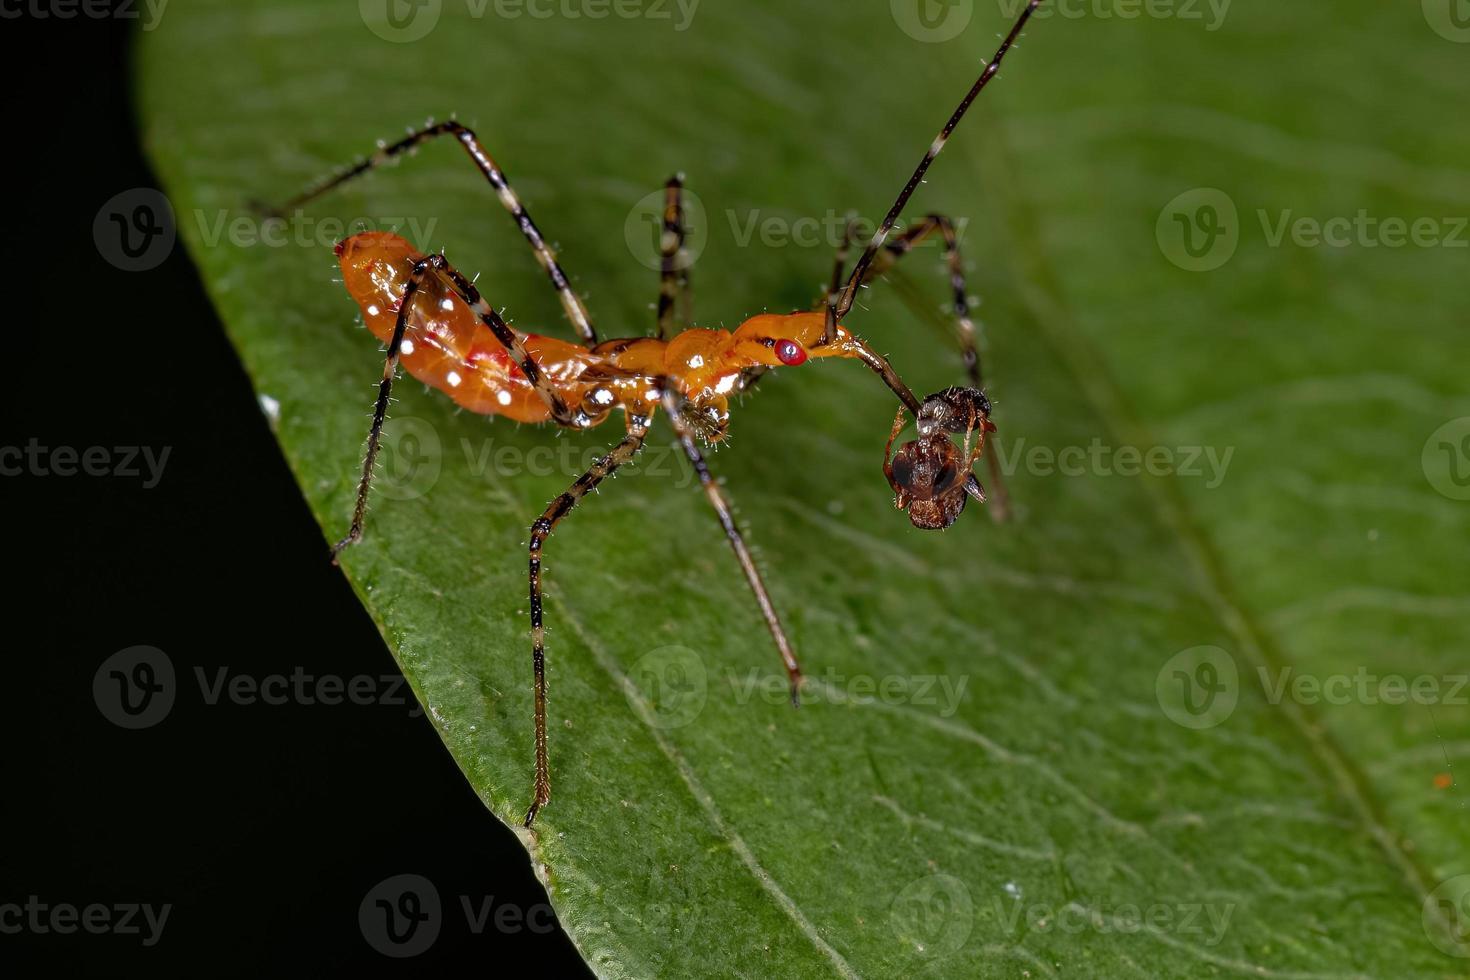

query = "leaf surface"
[{"left": 139, "top": 0, "right": 1470, "bottom": 974}]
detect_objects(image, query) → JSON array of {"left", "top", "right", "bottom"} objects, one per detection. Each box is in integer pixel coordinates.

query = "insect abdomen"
[{"left": 336, "top": 231, "right": 577, "bottom": 422}]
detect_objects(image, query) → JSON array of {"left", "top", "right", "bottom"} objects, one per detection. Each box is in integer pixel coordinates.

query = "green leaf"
[{"left": 139, "top": 0, "right": 1469, "bottom": 974}]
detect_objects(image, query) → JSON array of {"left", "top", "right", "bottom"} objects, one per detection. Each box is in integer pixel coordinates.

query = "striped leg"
[
  {"left": 330, "top": 253, "right": 450, "bottom": 560},
  {"left": 660, "top": 387, "right": 804, "bottom": 702},
  {"left": 853, "top": 214, "right": 1011, "bottom": 521},
  {"left": 655, "top": 174, "right": 692, "bottom": 339},
  {"left": 525, "top": 421, "right": 650, "bottom": 827},
  {"left": 267, "top": 120, "right": 599, "bottom": 345},
  {"left": 823, "top": 0, "right": 1042, "bottom": 342}
]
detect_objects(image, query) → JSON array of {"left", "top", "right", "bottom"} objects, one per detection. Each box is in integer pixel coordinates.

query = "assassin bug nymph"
[{"left": 265, "top": 0, "right": 1044, "bottom": 826}]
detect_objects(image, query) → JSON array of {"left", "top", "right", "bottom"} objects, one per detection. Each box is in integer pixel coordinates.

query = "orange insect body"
[{"left": 336, "top": 230, "right": 863, "bottom": 437}]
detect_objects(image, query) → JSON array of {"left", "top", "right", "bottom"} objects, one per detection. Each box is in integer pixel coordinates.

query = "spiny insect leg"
[
  {"left": 266, "top": 119, "right": 599, "bottom": 345},
  {"left": 524, "top": 422, "right": 649, "bottom": 827}
]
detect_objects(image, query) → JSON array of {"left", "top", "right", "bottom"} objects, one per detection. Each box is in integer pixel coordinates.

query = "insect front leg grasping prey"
[
  {"left": 839, "top": 213, "right": 1012, "bottom": 521},
  {"left": 265, "top": 0, "right": 1045, "bottom": 827}
]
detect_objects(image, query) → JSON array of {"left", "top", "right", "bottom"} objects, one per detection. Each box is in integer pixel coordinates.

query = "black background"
[{"left": 1, "top": 4, "right": 592, "bottom": 974}]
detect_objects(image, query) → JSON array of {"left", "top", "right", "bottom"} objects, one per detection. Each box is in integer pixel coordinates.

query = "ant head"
[{"left": 887, "top": 432, "right": 973, "bottom": 530}]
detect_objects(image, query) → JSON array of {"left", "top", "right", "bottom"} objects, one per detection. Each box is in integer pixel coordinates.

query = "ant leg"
[
  {"left": 331, "top": 253, "right": 450, "bottom": 560},
  {"left": 655, "top": 174, "right": 692, "bottom": 339},
  {"left": 265, "top": 120, "right": 599, "bottom": 345},
  {"left": 659, "top": 387, "right": 804, "bottom": 702},
  {"left": 882, "top": 406, "right": 909, "bottom": 504},
  {"left": 855, "top": 214, "right": 1010, "bottom": 520},
  {"left": 525, "top": 421, "right": 650, "bottom": 827}
]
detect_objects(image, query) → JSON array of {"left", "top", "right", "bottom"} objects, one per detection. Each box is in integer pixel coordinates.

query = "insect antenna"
[{"left": 823, "top": 0, "right": 1043, "bottom": 342}]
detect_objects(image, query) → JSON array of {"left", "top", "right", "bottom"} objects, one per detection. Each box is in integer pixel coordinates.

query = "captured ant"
[
  {"left": 263, "top": 0, "right": 1044, "bottom": 826},
  {"left": 885, "top": 387, "right": 997, "bottom": 530}
]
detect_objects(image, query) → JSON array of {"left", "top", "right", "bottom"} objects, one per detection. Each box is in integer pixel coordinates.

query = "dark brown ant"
[{"left": 884, "top": 387, "right": 995, "bottom": 530}]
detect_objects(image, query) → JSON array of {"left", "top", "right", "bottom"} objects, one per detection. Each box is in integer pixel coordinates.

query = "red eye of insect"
[{"left": 774, "top": 339, "right": 807, "bottom": 366}]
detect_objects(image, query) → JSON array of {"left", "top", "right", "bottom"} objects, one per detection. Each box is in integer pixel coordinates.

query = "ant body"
[{"left": 265, "top": 0, "right": 1044, "bottom": 826}]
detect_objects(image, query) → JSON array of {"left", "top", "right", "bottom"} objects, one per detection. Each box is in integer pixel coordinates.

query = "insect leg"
[
  {"left": 659, "top": 387, "right": 804, "bottom": 704},
  {"left": 265, "top": 120, "right": 600, "bottom": 345},
  {"left": 655, "top": 174, "right": 692, "bottom": 339},
  {"left": 331, "top": 253, "right": 450, "bottom": 560},
  {"left": 826, "top": 214, "right": 860, "bottom": 313},
  {"left": 828, "top": 0, "right": 1042, "bottom": 337},
  {"left": 882, "top": 406, "right": 909, "bottom": 503},
  {"left": 525, "top": 421, "right": 650, "bottom": 827},
  {"left": 855, "top": 214, "right": 1010, "bottom": 519}
]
